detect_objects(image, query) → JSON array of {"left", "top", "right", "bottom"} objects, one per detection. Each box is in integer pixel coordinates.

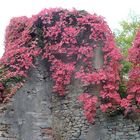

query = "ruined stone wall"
[
  {"left": 52, "top": 77, "right": 91, "bottom": 140},
  {"left": 87, "top": 112, "right": 140, "bottom": 140},
  {"left": 0, "top": 59, "right": 140, "bottom": 140},
  {"left": 0, "top": 58, "right": 53, "bottom": 140},
  {"left": 51, "top": 42, "right": 104, "bottom": 140},
  {"left": 1, "top": 8, "right": 140, "bottom": 140}
]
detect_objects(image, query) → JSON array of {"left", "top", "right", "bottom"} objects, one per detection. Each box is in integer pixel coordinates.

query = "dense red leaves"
[
  {"left": 1, "top": 16, "right": 36, "bottom": 78},
  {"left": 127, "top": 29, "right": 140, "bottom": 109},
  {"left": 78, "top": 93, "right": 98, "bottom": 123},
  {"left": 51, "top": 60, "right": 75, "bottom": 95},
  {"left": 129, "top": 29, "right": 140, "bottom": 65},
  {"left": 100, "top": 103, "right": 112, "bottom": 112},
  {"left": 0, "top": 8, "right": 132, "bottom": 123}
]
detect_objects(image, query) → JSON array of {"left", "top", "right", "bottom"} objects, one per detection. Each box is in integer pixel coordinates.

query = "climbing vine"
[
  {"left": 126, "top": 29, "right": 140, "bottom": 113},
  {"left": 0, "top": 8, "right": 136, "bottom": 123}
]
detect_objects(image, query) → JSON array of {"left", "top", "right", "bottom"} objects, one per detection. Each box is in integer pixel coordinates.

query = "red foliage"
[
  {"left": 127, "top": 29, "right": 140, "bottom": 109},
  {"left": 78, "top": 93, "right": 98, "bottom": 123},
  {"left": 0, "top": 8, "right": 124, "bottom": 122},
  {"left": 1, "top": 16, "right": 38, "bottom": 78},
  {"left": 0, "top": 82, "right": 4, "bottom": 102}
]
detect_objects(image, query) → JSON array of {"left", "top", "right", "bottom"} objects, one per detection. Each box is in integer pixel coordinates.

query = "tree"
[
  {"left": 114, "top": 12, "right": 140, "bottom": 98},
  {"left": 114, "top": 12, "right": 140, "bottom": 75},
  {"left": 114, "top": 11, "right": 140, "bottom": 57}
]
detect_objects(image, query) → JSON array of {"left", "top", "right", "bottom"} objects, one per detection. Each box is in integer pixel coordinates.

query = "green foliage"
[
  {"left": 114, "top": 12, "right": 140, "bottom": 74},
  {"left": 114, "top": 11, "right": 140, "bottom": 56},
  {"left": 114, "top": 12, "right": 140, "bottom": 97},
  {"left": 118, "top": 80, "right": 127, "bottom": 98},
  {"left": 0, "top": 65, "right": 25, "bottom": 88},
  {"left": 3, "top": 76, "right": 25, "bottom": 88}
]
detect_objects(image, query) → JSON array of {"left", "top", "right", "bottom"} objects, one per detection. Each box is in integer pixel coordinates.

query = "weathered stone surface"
[
  {"left": 1, "top": 48, "right": 140, "bottom": 140},
  {"left": 0, "top": 41, "right": 140, "bottom": 140},
  {"left": 86, "top": 123, "right": 108, "bottom": 140},
  {"left": 0, "top": 58, "right": 53, "bottom": 140},
  {"left": 92, "top": 113, "right": 140, "bottom": 140}
]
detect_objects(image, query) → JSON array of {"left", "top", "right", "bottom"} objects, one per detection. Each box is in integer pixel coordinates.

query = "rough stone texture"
[
  {"left": 51, "top": 42, "right": 104, "bottom": 140},
  {"left": 86, "top": 112, "right": 140, "bottom": 140},
  {"left": 0, "top": 58, "right": 53, "bottom": 140},
  {"left": 52, "top": 79, "right": 91, "bottom": 140},
  {"left": 0, "top": 51, "right": 140, "bottom": 139}
]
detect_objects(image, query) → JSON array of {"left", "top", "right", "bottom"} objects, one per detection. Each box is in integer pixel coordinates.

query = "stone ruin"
[{"left": 0, "top": 9, "right": 140, "bottom": 140}]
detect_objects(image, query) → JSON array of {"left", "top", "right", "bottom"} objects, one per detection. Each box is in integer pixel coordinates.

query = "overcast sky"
[{"left": 0, "top": 0, "right": 140, "bottom": 57}]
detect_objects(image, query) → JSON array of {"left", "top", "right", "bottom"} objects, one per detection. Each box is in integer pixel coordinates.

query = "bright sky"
[{"left": 0, "top": 0, "right": 140, "bottom": 57}]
